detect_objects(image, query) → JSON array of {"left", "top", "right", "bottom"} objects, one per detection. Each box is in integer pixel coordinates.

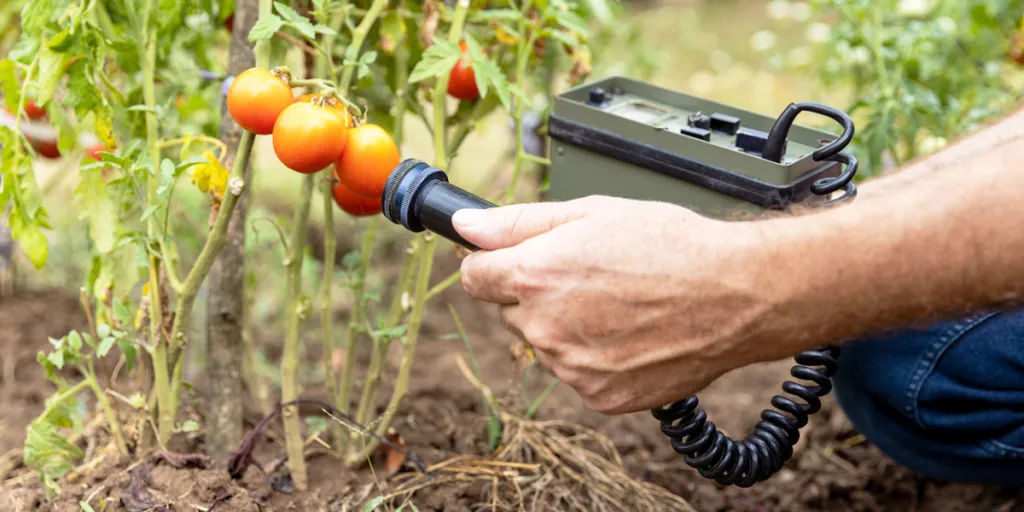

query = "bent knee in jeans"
[{"left": 832, "top": 308, "right": 1024, "bottom": 487}]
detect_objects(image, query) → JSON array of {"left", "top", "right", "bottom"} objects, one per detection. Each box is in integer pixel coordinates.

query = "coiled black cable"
[{"left": 652, "top": 346, "right": 841, "bottom": 487}]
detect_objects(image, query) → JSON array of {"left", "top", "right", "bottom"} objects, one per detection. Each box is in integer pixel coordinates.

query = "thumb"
[{"left": 452, "top": 199, "right": 589, "bottom": 251}]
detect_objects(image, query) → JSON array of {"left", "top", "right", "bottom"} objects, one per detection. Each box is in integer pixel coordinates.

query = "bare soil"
[{"left": 1, "top": 253, "right": 1022, "bottom": 511}]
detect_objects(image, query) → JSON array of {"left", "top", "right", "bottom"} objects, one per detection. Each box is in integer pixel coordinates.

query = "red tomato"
[
  {"left": 225, "top": 13, "right": 234, "bottom": 32},
  {"left": 272, "top": 102, "right": 349, "bottom": 174},
  {"left": 226, "top": 68, "right": 294, "bottom": 135},
  {"left": 29, "top": 137, "right": 61, "bottom": 159},
  {"left": 85, "top": 142, "right": 107, "bottom": 161},
  {"left": 334, "top": 124, "right": 400, "bottom": 199},
  {"left": 23, "top": 99, "right": 46, "bottom": 120},
  {"left": 447, "top": 41, "right": 480, "bottom": 101},
  {"left": 332, "top": 174, "right": 382, "bottom": 216}
]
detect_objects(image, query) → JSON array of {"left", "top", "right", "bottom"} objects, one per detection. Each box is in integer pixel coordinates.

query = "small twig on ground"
[{"left": 227, "top": 398, "right": 426, "bottom": 480}]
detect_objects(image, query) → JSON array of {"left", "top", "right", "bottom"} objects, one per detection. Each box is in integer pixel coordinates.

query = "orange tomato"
[
  {"left": 332, "top": 174, "right": 382, "bottom": 216},
  {"left": 447, "top": 41, "right": 480, "bottom": 101},
  {"left": 272, "top": 102, "right": 349, "bottom": 174},
  {"left": 227, "top": 68, "right": 294, "bottom": 135},
  {"left": 334, "top": 124, "right": 400, "bottom": 199}
]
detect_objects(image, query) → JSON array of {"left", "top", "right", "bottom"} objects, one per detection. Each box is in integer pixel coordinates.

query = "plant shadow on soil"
[{"left": 1, "top": 250, "right": 1023, "bottom": 511}]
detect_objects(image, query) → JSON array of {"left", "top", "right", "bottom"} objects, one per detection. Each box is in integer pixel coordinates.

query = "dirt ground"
[{"left": 1, "top": 251, "right": 1023, "bottom": 511}]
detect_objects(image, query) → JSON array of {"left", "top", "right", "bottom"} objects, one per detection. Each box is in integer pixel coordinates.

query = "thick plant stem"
[
  {"left": 320, "top": 175, "right": 339, "bottom": 448},
  {"left": 345, "top": 0, "right": 469, "bottom": 465},
  {"left": 141, "top": 26, "right": 175, "bottom": 442},
  {"left": 282, "top": 173, "right": 316, "bottom": 491},
  {"left": 315, "top": 3, "right": 341, "bottom": 454},
  {"left": 156, "top": 0, "right": 270, "bottom": 446},
  {"left": 336, "top": 218, "right": 378, "bottom": 452},
  {"left": 86, "top": 363, "right": 128, "bottom": 454},
  {"left": 205, "top": 0, "right": 259, "bottom": 465}
]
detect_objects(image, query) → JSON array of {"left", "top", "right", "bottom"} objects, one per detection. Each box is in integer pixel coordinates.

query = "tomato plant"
[
  {"left": 2, "top": 0, "right": 610, "bottom": 501},
  {"left": 797, "top": 0, "right": 1024, "bottom": 175},
  {"left": 448, "top": 41, "right": 480, "bottom": 100},
  {"left": 272, "top": 101, "right": 349, "bottom": 174},
  {"left": 227, "top": 67, "right": 295, "bottom": 135},
  {"left": 334, "top": 123, "right": 399, "bottom": 198}
]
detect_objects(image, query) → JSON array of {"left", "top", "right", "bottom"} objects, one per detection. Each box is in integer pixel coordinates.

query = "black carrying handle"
[{"left": 762, "top": 102, "right": 859, "bottom": 209}]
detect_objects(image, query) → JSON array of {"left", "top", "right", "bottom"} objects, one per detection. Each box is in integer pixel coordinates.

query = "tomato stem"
[
  {"left": 345, "top": 0, "right": 471, "bottom": 466},
  {"left": 85, "top": 360, "right": 129, "bottom": 454},
  {"left": 281, "top": 172, "right": 316, "bottom": 491}
]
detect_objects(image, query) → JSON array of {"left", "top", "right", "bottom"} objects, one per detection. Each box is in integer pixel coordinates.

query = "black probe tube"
[{"left": 381, "top": 159, "right": 495, "bottom": 251}]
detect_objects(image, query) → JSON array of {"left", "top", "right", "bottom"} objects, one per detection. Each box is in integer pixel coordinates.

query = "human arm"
[{"left": 453, "top": 106, "right": 1024, "bottom": 415}]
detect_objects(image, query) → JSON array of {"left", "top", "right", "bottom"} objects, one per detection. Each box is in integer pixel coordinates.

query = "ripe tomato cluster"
[{"left": 227, "top": 67, "right": 401, "bottom": 217}]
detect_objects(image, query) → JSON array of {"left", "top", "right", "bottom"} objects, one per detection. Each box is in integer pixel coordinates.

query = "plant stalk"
[
  {"left": 85, "top": 363, "right": 129, "bottom": 454},
  {"left": 336, "top": 217, "right": 378, "bottom": 451},
  {"left": 344, "top": 0, "right": 470, "bottom": 465},
  {"left": 338, "top": 0, "right": 389, "bottom": 91},
  {"left": 281, "top": 173, "right": 316, "bottom": 491}
]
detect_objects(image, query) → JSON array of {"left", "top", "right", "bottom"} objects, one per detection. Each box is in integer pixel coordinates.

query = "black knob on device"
[{"left": 381, "top": 159, "right": 496, "bottom": 251}]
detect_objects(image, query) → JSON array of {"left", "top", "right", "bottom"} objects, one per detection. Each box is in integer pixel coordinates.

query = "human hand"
[{"left": 453, "top": 196, "right": 787, "bottom": 415}]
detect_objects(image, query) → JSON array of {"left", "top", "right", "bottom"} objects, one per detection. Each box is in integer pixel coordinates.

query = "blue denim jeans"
[{"left": 833, "top": 308, "right": 1024, "bottom": 487}]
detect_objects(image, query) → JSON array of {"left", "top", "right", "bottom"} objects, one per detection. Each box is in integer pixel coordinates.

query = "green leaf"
[
  {"left": 118, "top": 338, "right": 138, "bottom": 373},
  {"left": 139, "top": 205, "right": 160, "bottom": 222},
  {"left": 359, "top": 51, "right": 378, "bottom": 64},
  {"left": 46, "top": 28, "right": 74, "bottom": 52},
  {"left": 470, "top": 9, "right": 523, "bottom": 22},
  {"left": 360, "top": 497, "right": 385, "bottom": 512},
  {"left": 67, "top": 331, "right": 82, "bottom": 352},
  {"left": 547, "top": 29, "right": 580, "bottom": 49},
  {"left": 17, "top": 224, "right": 49, "bottom": 269},
  {"left": 36, "top": 48, "right": 70, "bottom": 106},
  {"left": 47, "top": 349, "right": 64, "bottom": 370},
  {"left": 464, "top": 34, "right": 512, "bottom": 109},
  {"left": 291, "top": 18, "right": 317, "bottom": 40},
  {"left": 408, "top": 38, "right": 461, "bottom": 83},
  {"left": 113, "top": 298, "right": 133, "bottom": 328},
  {"left": 313, "top": 24, "right": 337, "bottom": 35},
  {"left": 180, "top": 419, "right": 201, "bottom": 433},
  {"left": 176, "top": 156, "right": 207, "bottom": 172},
  {"left": 79, "top": 500, "right": 96, "bottom": 512},
  {"left": 0, "top": 59, "right": 19, "bottom": 113},
  {"left": 74, "top": 169, "right": 117, "bottom": 254},
  {"left": 97, "top": 337, "right": 115, "bottom": 357},
  {"left": 553, "top": 9, "right": 590, "bottom": 39},
  {"left": 341, "top": 250, "right": 360, "bottom": 270},
  {"left": 250, "top": 14, "right": 284, "bottom": 42},
  {"left": 274, "top": 1, "right": 302, "bottom": 23}
]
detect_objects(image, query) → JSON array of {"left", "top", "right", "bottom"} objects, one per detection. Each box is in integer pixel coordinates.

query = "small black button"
[
  {"left": 680, "top": 125, "right": 711, "bottom": 142},
  {"left": 687, "top": 112, "right": 711, "bottom": 130},
  {"left": 588, "top": 87, "right": 607, "bottom": 106},
  {"left": 736, "top": 127, "right": 770, "bottom": 153},
  {"left": 710, "top": 113, "right": 741, "bottom": 135}
]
